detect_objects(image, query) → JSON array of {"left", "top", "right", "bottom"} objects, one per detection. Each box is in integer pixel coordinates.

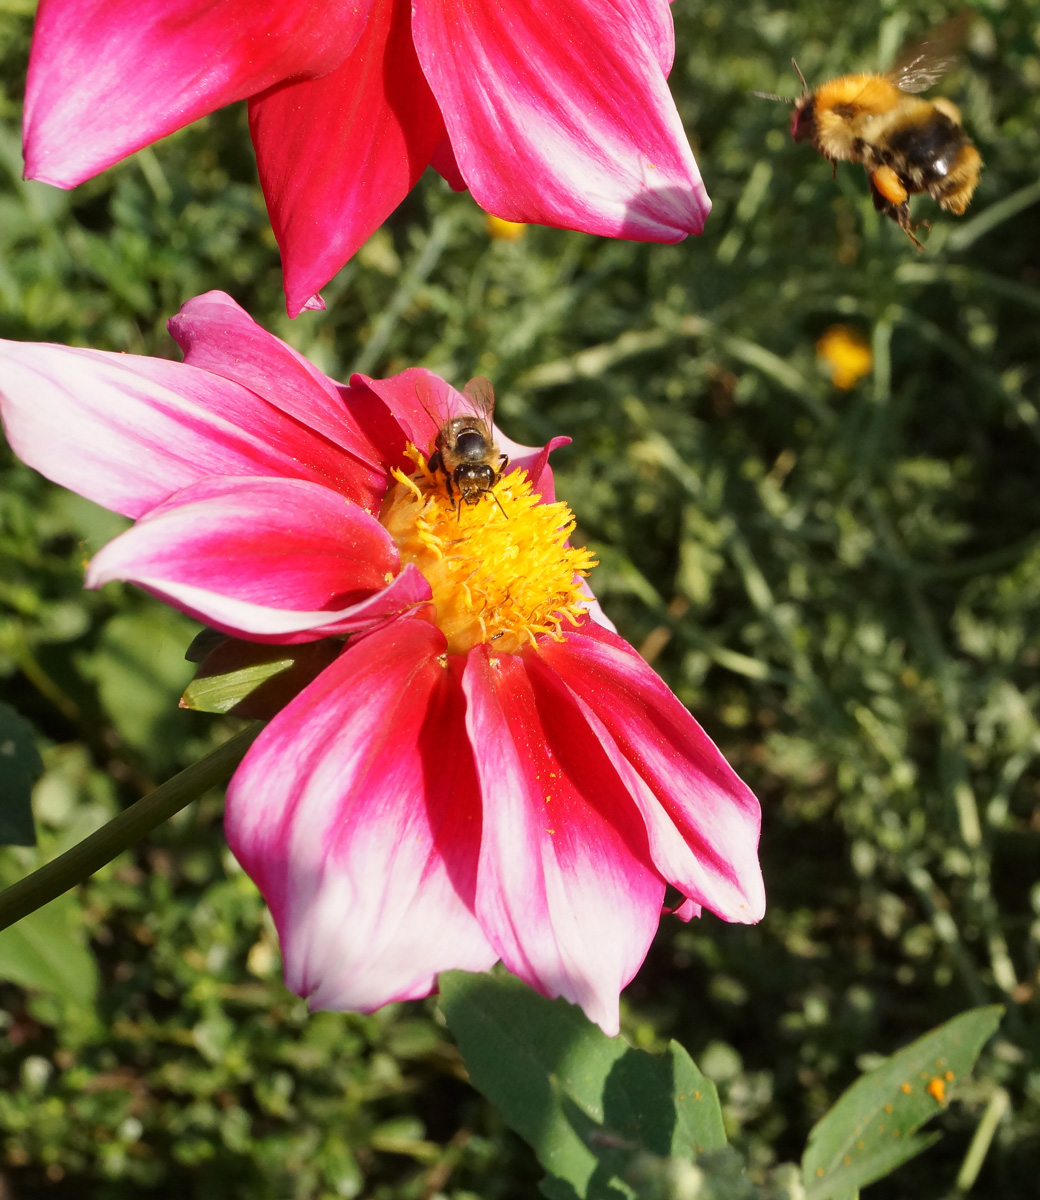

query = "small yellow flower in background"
[
  {"left": 816, "top": 325, "right": 873, "bottom": 389},
  {"left": 485, "top": 214, "right": 527, "bottom": 241}
]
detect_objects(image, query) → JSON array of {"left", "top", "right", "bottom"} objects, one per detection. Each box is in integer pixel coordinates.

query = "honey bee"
[
  {"left": 783, "top": 13, "right": 982, "bottom": 245},
  {"left": 425, "top": 375, "right": 509, "bottom": 512}
]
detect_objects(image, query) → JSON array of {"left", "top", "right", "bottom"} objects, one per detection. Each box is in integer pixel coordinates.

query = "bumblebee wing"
[
  {"left": 462, "top": 375, "right": 496, "bottom": 423},
  {"left": 888, "top": 11, "right": 972, "bottom": 94}
]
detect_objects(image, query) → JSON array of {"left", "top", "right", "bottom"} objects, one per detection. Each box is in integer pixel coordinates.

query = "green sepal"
[{"left": 181, "top": 635, "right": 342, "bottom": 718}]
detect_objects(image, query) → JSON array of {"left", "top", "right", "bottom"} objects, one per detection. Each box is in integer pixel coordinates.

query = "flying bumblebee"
[
  {"left": 782, "top": 13, "right": 982, "bottom": 245},
  {"left": 425, "top": 375, "right": 509, "bottom": 512}
]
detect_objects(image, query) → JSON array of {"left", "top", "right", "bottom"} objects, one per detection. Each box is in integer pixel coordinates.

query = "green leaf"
[
  {"left": 77, "top": 606, "right": 197, "bottom": 761},
  {"left": 803, "top": 1005, "right": 1004, "bottom": 1200},
  {"left": 0, "top": 702, "right": 42, "bottom": 846},
  {"left": 0, "top": 887, "right": 98, "bottom": 1008},
  {"left": 439, "top": 971, "right": 725, "bottom": 1200},
  {"left": 181, "top": 636, "right": 341, "bottom": 717}
]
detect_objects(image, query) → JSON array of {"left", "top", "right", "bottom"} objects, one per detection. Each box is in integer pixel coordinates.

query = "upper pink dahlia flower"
[
  {"left": 23, "top": 0, "right": 711, "bottom": 317},
  {"left": 0, "top": 292, "right": 762, "bottom": 1033}
]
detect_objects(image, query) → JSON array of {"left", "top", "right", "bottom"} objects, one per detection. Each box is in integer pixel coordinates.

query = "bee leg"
[
  {"left": 904, "top": 218, "right": 927, "bottom": 251},
  {"left": 887, "top": 202, "right": 924, "bottom": 250},
  {"left": 869, "top": 183, "right": 905, "bottom": 226},
  {"left": 443, "top": 472, "right": 461, "bottom": 516},
  {"left": 428, "top": 449, "right": 443, "bottom": 475},
  {"left": 868, "top": 167, "right": 923, "bottom": 247},
  {"left": 489, "top": 487, "right": 508, "bottom": 519},
  {"left": 870, "top": 165, "right": 909, "bottom": 208}
]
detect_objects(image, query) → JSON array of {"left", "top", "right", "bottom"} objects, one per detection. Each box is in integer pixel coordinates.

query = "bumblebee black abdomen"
[{"left": 882, "top": 112, "right": 972, "bottom": 191}]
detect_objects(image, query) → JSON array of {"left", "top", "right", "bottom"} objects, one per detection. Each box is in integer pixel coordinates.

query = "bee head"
[
  {"left": 788, "top": 58, "right": 814, "bottom": 142},
  {"left": 790, "top": 95, "right": 816, "bottom": 142},
  {"left": 751, "top": 57, "right": 812, "bottom": 136}
]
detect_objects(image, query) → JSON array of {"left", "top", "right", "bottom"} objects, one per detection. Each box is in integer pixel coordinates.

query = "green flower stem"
[{"left": 0, "top": 723, "right": 262, "bottom": 933}]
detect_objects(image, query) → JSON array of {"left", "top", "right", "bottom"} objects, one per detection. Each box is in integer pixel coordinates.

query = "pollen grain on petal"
[{"left": 381, "top": 448, "right": 596, "bottom": 655}]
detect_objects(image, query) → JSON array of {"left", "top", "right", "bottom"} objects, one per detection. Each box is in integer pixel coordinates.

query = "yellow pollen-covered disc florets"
[{"left": 381, "top": 448, "right": 597, "bottom": 655}]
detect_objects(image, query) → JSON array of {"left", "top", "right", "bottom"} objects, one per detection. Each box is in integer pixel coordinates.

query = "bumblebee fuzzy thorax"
[{"left": 797, "top": 74, "right": 905, "bottom": 162}]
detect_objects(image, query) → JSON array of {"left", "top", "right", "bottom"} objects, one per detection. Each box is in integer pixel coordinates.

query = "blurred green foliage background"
[{"left": 0, "top": 0, "right": 1038, "bottom": 1195}]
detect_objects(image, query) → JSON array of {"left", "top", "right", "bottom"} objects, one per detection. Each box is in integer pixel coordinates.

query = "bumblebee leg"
[
  {"left": 907, "top": 217, "right": 929, "bottom": 250},
  {"left": 868, "top": 180, "right": 904, "bottom": 222},
  {"left": 867, "top": 168, "right": 922, "bottom": 248},
  {"left": 870, "top": 165, "right": 908, "bottom": 207}
]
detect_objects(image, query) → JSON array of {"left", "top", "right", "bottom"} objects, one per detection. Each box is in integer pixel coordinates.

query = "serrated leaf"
[
  {"left": 803, "top": 1005, "right": 1003, "bottom": 1200},
  {"left": 439, "top": 971, "right": 725, "bottom": 1200},
  {"left": 0, "top": 702, "right": 42, "bottom": 846},
  {"left": 181, "top": 637, "right": 341, "bottom": 717}
]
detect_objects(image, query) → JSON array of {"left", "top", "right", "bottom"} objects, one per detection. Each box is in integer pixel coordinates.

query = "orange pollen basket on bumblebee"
[{"left": 380, "top": 446, "right": 597, "bottom": 656}]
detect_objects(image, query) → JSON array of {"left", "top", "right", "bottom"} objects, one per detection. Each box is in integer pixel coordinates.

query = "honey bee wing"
[
  {"left": 462, "top": 375, "right": 496, "bottom": 424},
  {"left": 414, "top": 377, "right": 466, "bottom": 456},
  {"left": 888, "top": 11, "right": 972, "bottom": 94},
  {"left": 413, "top": 377, "right": 446, "bottom": 428}
]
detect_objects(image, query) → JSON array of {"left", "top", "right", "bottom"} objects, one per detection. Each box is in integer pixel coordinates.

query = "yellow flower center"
[{"left": 380, "top": 448, "right": 596, "bottom": 655}]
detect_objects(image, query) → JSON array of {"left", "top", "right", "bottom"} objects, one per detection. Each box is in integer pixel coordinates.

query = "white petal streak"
[{"left": 226, "top": 619, "right": 495, "bottom": 1011}]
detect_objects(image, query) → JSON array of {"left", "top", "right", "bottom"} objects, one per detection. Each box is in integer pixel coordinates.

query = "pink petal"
[
  {"left": 249, "top": 0, "right": 446, "bottom": 317},
  {"left": 103, "top": 565, "right": 428, "bottom": 644},
  {"left": 672, "top": 898, "right": 702, "bottom": 922},
  {"left": 24, "top": 0, "right": 372, "bottom": 188},
  {"left": 412, "top": 0, "right": 709, "bottom": 240},
  {"left": 463, "top": 646, "right": 665, "bottom": 1035},
  {"left": 498, "top": 433, "right": 570, "bottom": 504},
  {"left": 168, "top": 291, "right": 400, "bottom": 505},
  {"left": 430, "top": 137, "right": 467, "bottom": 192},
  {"left": 351, "top": 368, "right": 455, "bottom": 455},
  {"left": 0, "top": 340, "right": 366, "bottom": 519},
  {"left": 579, "top": 586, "right": 618, "bottom": 635},
  {"left": 226, "top": 619, "right": 497, "bottom": 1010},
  {"left": 623, "top": 0, "right": 676, "bottom": 75},
  {"left": 85, "top": 476, "right": 425, "bottom": 641},
  {"left": 539, "top": 624, "right": 765, "bottom": 924}
]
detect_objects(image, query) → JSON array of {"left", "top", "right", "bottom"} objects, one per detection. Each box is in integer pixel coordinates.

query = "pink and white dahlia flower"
[
  {"left": 23, "top": 0, "right": 711, "bottom": 317},
  {"left": 0, "top": 292, "right": 762, "bottom": 1033}
]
